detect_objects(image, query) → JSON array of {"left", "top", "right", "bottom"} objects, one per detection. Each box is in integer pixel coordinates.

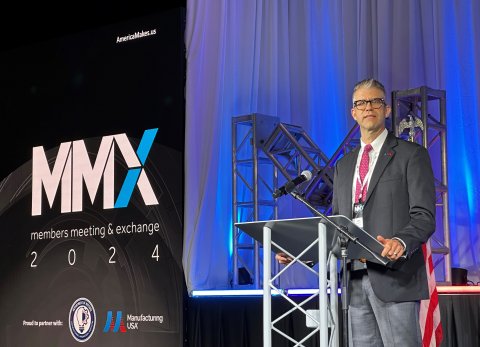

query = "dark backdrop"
[
  {"left": 0, "top": 4, "right": 187, "bottom": 346},
  {"left": 0, "top": 1, "right": 186, "bottom": 180}
]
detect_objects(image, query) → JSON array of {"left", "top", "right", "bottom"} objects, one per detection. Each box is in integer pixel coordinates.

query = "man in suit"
[{"left": 277, "top": 78, "right": 435, "bottom": 346}]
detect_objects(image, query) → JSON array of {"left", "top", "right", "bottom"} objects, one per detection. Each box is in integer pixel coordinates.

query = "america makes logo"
[{"left": 69, "top": 297, "right": 96, "bottom": 342}]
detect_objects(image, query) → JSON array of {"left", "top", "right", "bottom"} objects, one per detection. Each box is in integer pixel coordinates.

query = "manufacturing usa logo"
[
  {"left": 69, "top": 298, "right": 96, "bottom": 342},
  {"left": 103, "top": 311, "right": 164, "bottom": 331},
  {"left": 31, "top": 128, "right": 159, "bottom": 216},
  {"left": 103, "top": 311, "right": 127, "bottom": 333}
]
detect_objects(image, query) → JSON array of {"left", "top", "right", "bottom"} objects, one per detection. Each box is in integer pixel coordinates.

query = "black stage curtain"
[
  {"left": 186, "top": 296, "right": 323, "bottom": 346},
  {"left": 439, "top": 294, "right": 480, "bottom": 346},
  {"left": 186, "top": 294, "right": 479, "bottom": 347}
]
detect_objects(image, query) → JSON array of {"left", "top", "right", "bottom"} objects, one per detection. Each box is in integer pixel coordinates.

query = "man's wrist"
[{"left": 392, "top": 237, "right": 407, "bottom": 257}]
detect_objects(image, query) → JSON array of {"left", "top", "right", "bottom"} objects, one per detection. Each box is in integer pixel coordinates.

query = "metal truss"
[
  {"left": 391, "top": 86, "right": 451, "bottom": 283},
  {"left": 232, "top": 114, "right": 280, "bottom": 287},
  {"left": 303, "top": 125, "right": 360, "bottom": 214},
  {"left": 262, "top": 123, "right": 333, "bottom": 213},
  {"left": 232, "top": 115, "right": 360, "bottom": 288}
]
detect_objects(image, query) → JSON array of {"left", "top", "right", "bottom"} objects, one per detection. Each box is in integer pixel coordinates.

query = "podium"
[
  {"left": 236, "top": 215, "right": 390, "bottom": 347},
  {"left": 236, "top": 216, "right": 339, "bottom": 347}
]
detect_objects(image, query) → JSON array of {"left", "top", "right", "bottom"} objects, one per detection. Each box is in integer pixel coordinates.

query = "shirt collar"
[{"left": 360, "top": 128, "right": 388, "bottom": 153}]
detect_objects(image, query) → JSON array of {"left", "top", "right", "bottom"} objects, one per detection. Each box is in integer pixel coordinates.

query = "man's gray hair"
[{"left": 352, "top": 78, "right": 386, "bottom": 103}]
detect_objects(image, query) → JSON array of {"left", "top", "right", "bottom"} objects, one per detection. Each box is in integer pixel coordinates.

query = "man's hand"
[
  {"left": 275, "top": 252, "right": 293, "bottom": 264},
  {"left": 377, "top": 235, "right": 405, "bottom": 260}
]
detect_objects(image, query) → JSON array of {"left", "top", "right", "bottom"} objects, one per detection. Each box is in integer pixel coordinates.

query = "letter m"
[{"left": 31, "top": 136, "right": 116, "bottom": 216}]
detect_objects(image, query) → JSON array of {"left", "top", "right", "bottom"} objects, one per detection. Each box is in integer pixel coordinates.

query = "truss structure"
[
  {"left": 262, "top": 123, "right": 332, "bottom": 213},
  {"left": 232, "top": 115, "right": 359, "bottom": 287},
  {"left": 391, "top": 86, "right": 451, "bottom": 283},
  {"left": 232, "top": 114, "right": 280, "bottom": 287}
]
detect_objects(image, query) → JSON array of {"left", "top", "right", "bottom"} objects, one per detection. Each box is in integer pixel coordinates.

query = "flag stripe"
[{"left": 420, "top": 241, "right": 443, "bottom": 347}]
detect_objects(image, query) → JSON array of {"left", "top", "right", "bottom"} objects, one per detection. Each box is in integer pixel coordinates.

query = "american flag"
[{"left": 419, "top": 240, "right": 443, "bottom": 346}]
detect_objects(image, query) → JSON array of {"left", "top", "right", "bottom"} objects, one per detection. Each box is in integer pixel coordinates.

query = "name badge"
[{"left": 352, "top": 202, "right": 364, "bottom": 228}]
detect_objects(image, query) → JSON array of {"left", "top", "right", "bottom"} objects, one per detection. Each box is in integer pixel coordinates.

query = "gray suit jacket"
[{"left": 332, "top": 131, "right": 436, "bottom": 302}]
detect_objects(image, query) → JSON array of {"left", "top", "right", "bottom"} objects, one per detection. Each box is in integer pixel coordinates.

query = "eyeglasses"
[{"left": 353, "top": 98, "right": 385, "bottom": 110}]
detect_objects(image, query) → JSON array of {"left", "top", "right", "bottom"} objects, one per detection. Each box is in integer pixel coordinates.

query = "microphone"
[{"left": 272, "top": 170, "right": 313, "bottom": 198}]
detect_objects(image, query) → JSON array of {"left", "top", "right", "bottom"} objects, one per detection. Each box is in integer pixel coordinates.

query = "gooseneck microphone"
[{"left": 272, "top": 170, "right": 313, "bottom": 198}]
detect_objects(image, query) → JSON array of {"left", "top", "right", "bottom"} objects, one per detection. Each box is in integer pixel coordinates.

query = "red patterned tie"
[{"left": 355, "top": 144, "right": 373, "bottom": 203}]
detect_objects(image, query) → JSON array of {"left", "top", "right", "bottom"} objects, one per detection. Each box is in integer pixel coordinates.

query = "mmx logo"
[{"left": 31, "top": 128, "right": 159, "bottom": 216}]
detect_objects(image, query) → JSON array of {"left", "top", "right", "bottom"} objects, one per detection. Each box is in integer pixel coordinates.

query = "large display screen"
[{"left": 0, "top": 8, "right": 185, "bottom": 347}]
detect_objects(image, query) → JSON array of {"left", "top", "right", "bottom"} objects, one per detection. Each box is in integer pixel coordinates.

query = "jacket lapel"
[
  {"left": 343, "top": 147, "right": 359, "bottom": 214},
  {"left": 364, "top": 133, "right": 398, "bottom": 205}
]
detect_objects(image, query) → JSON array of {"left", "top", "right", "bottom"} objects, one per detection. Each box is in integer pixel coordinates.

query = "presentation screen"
[{"left": 0, "top": 8, "right": 185, "bottom": 347}]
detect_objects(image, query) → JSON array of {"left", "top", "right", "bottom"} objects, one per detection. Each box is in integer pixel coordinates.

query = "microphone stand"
[{"left": 289, "top": 190, "right": 380, "bottom": 347}]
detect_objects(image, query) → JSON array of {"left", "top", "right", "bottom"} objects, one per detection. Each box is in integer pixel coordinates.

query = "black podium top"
[{"left": 235, "top": 215, "right": 389, "bottom": 265}]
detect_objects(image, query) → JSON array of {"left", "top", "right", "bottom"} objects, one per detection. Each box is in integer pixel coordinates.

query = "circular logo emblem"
[{"left": 69, "top": 297, "right": 96, "bottom": 342}]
